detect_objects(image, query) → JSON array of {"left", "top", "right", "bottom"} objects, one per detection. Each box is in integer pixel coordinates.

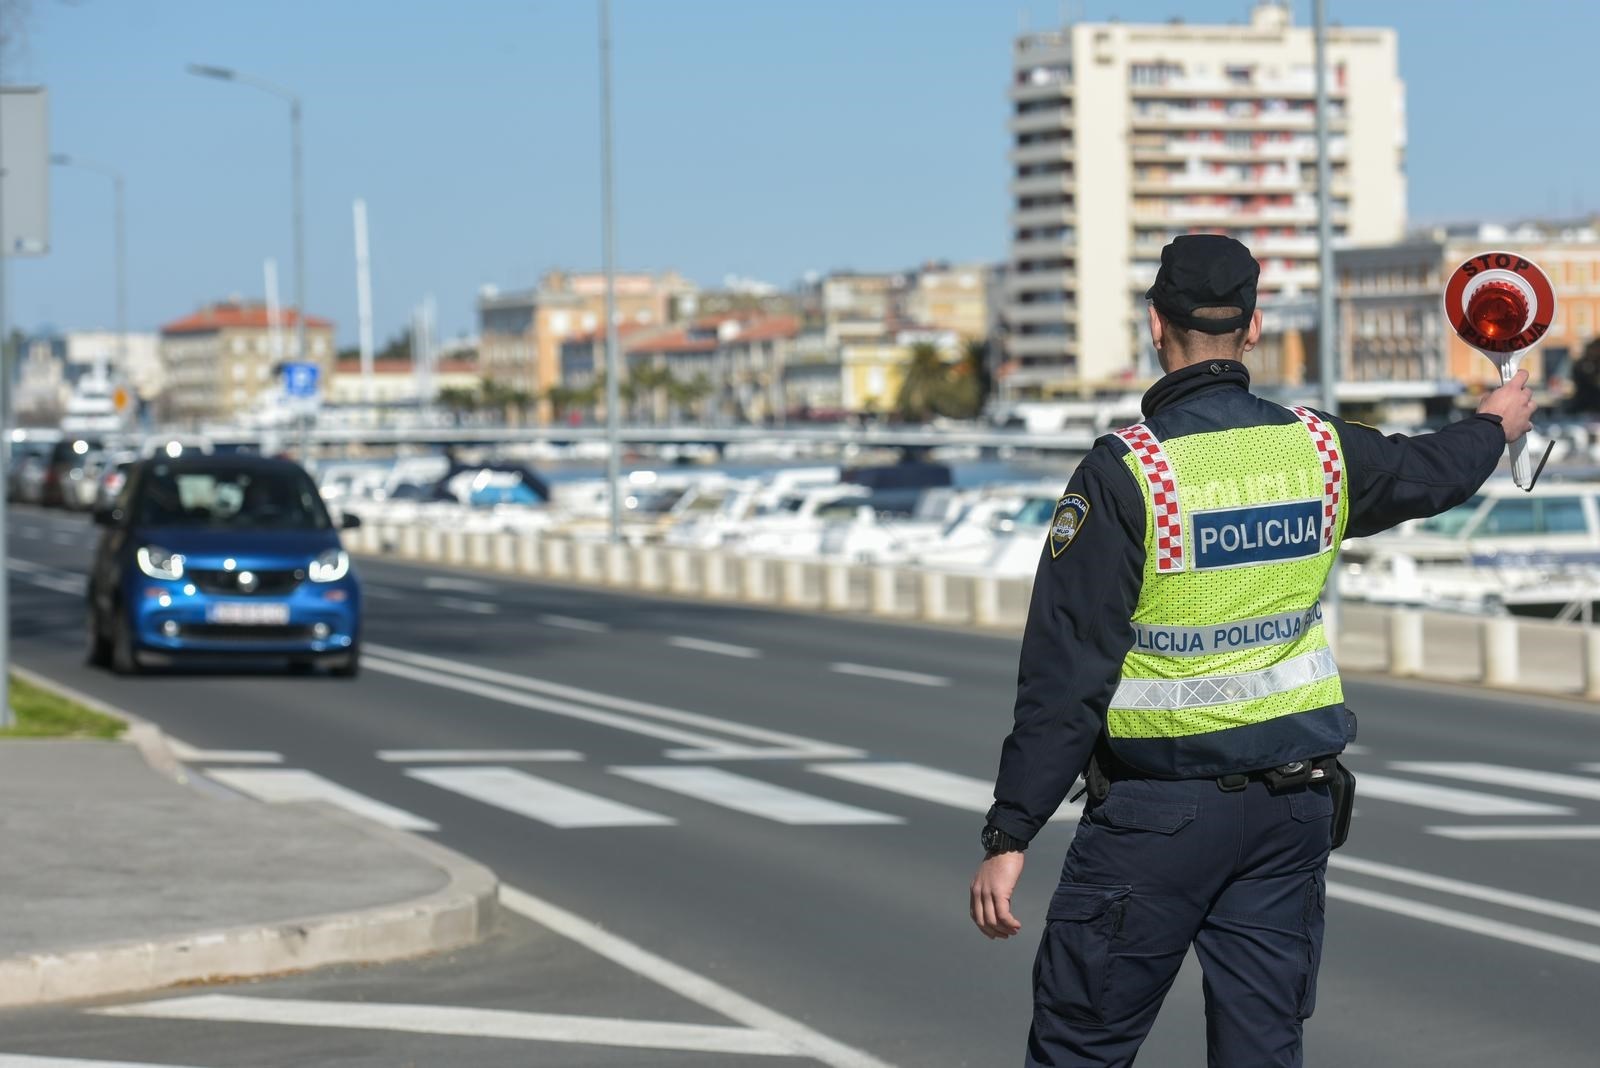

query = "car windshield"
[{"left": 135, "top": 464, "right": 331, "bottom": 530}]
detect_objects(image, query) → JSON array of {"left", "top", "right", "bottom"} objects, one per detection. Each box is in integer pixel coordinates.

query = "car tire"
[
  {"left": 85, "top": 601, "right": 112, "bottom": 668},
  {"left": 110, "top": 607, "right": 141, "bottom": 676},
  {"left": 331, "top": 644, "right": 361, "bottom": 679}
]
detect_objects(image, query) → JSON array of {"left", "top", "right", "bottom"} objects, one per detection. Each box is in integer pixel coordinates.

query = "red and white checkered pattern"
[
  {"left": 1114, "top": 423, "right": 1185, "bottom": 573},
  {"left": 1290, "top": 406, "right": 1342, "bottom": 550}
]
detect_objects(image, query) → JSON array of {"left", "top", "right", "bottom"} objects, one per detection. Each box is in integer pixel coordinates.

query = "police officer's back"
[{"left": 968, "top": 235, "right": 1536, "bottom": 1067}]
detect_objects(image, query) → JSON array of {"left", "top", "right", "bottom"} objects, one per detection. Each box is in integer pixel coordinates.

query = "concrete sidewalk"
[{"left": 0, "top": 739, "right": 497, "bottom": 1007}]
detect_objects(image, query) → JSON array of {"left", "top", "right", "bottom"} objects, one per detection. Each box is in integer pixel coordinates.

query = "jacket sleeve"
[
  {"left": 985, "top": 447, "right": 1145, "bottom": 843},
  {"left": 1329, "top": 412, "right": 1507, "bottom": 539}
]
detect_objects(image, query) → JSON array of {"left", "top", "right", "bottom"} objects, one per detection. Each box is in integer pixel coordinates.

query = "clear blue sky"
[{"left": 8, "top": 0, "right": 1598, "bottom": 347}]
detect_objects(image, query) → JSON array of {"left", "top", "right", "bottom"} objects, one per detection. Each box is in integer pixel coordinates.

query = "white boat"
[{"left": 1344, "top": 478, "right": 1600, "bottom": 567}]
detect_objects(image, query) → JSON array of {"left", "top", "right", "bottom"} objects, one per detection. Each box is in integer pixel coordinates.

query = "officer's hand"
[
  {"left": 1478, "top": 368, "right": 1537, "bottom": 442},
  {"left": 969, "top": 851, "right": 1025, "bottom": 940}
]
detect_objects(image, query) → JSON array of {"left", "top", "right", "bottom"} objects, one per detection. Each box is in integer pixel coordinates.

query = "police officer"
[{"left": 968, "top": 234, "right": 1536, "bottom": 1067}]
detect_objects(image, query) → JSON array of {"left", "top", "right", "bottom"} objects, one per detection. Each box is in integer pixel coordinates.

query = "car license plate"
[{"left": 207, "top": 602, "right": 290, "bottom": 626}]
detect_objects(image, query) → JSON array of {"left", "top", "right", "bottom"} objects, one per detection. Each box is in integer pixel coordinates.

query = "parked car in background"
[
  {"left": 6, "top": 429, "right": 60, "bottom": 502},
  {"left": 41, "top": 437, "right": 103, "bottom": 507},
  {"left": 93, "top": 452, "right": 140, "bottom": 513},
  {"left": 86, "top": 455, "right": 363, "bottom": 676}
]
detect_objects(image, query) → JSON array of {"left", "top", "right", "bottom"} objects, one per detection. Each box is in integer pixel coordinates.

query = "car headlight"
[
  {"left": 309, "top": 548, "right": 350, "bottom": 583},
  {"left": 137, "top": 546, "right": 185, "bottom": 580}
]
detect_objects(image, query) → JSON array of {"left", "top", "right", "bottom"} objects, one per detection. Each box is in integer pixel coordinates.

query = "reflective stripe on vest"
[
  {"left": 1110, "top": 646, "right": 1338, "bottom": 711},
  {"left": 1113, "top": 424, "right": 1185, "bottom": 572},
  {"left": 1289, "top": 406, "right": 1344, "bottom": 551}
]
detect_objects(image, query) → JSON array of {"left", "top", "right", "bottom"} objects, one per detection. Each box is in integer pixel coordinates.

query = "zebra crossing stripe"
[
  {"left": 205, "top": 769, "right": 439, "bottom": 831},
  {"left": 809, "top": 762, "right": 995, "bottom": 813},
  {"left": 407, "top": 766, "right": 673, "bottom": 828},
  {"left": 1390, "top": 762, "right": 1600, "bottom": 803},
  {"left": 612, "top": 766, "right": 902, "bottom": 825},
  {"left": 1353, "top": 773, "right": 1572, "bottom": 816},
  {"left": 0, "top": 1058, "right": 210, "bottom": 1068},
  {"left": 95, "top": 994, "right": 800, "bottom": 1056}
]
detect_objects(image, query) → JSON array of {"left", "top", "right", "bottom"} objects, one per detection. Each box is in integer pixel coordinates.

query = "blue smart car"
[{"left": 86, "top": 455, "right": 362, "bottom": 676}]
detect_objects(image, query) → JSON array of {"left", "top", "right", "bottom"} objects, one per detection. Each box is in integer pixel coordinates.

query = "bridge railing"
[{"left": 348, "top": 522, "right": 1600, "bottom": 702}]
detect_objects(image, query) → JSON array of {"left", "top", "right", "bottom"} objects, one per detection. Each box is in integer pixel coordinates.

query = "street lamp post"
[
  {"left": 186, "top": 64, "right": 309, "bottom": 459},
  {"left": 599, "top": 0, "right": 621, "bottom": 544},
  {"left": 49, "top": 154, "right": 124, "bottom": 385}
]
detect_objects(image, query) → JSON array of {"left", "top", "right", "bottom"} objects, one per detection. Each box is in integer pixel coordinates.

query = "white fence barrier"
[{"left": 354, "top": 525, "right": 1600, "bottom": 700}]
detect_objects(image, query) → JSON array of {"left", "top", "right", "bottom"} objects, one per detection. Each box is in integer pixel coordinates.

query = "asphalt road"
[{"left": 7, "top": 504, "right": 1600, "bottom": 1066}]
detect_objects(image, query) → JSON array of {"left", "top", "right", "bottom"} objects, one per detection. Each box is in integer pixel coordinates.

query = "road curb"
[
  {"left": 8, "top": 664, "right": 189, "bottom": 783},
  {"left": 0, "top": 668, "right": 501, "bottom": 1009}
]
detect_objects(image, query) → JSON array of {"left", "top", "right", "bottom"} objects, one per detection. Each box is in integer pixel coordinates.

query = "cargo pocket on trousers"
[
  {"left": 1289, "top": 783, "right": 1334, "bottom": 822},
  {"left": 1297, "top": 870, "right": 1327, "bottom": 1020},
  {"left": 1034, "top": 883, "right": 1131, "bottom": 1026}
]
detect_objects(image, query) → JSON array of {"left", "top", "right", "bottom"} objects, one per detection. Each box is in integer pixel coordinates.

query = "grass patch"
[{"left": 0, "top": 674, "right": 126, "bottom": 739}]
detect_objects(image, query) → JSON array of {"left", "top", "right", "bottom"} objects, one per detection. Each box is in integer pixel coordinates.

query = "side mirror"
[{"left": 341, "top": 512, "right": 362, "bottom": 529}]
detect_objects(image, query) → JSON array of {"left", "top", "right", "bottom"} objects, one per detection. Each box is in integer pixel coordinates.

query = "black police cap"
[{"left": 1145, "top": 234, "right": 1259, "bottom": 335}]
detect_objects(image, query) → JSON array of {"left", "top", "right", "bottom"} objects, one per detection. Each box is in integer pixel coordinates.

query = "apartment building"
[
  {"left": 1004, "top": 1, "right": 1405, "bottom": 396},
  {"left": 477, "top": 270, "right": 697, "bottom": 417},
  {"left": 159, "top": 302, "right": 334, "bottom": 423},
  {"left": 903, "top": 263, "right": 991, "bottom": 341},
  {"left": 1336, "top": 220, "right": 1600, "bottom": 414},
  {"left": 326, "top": 357, "right": 479, "bottom": 407}
]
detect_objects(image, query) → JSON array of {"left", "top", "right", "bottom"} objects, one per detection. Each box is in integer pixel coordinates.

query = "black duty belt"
[{"left": 1083, "top": 748, "right": 1339, "bottom": 803}]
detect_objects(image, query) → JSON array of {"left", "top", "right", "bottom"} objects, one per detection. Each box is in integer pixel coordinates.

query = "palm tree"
[{"left": 895, "top": 343, "right": 949, "bottom": 423}]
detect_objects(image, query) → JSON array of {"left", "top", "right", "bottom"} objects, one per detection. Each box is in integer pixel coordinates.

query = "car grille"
[
  {"left": 189, "top": 569, "right": 304, "bottom": 595},
  {"left": 178, "top": 624, "right": 318, "bottom": 642}
]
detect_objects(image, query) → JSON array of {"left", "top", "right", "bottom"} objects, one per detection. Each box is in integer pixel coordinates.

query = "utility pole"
[
  {"left": 186, "top": 64, "right": 309, "bottom": 458},
  {"left": 353, "top": 199, "right": 375, "bottom": 412},
  {"left": 0, "top": 46, "right": 12, "bottom": 728},
  {"left": 1313, "top": 0, "right": 1341, "bottom": 638},
  {"left": 600, "top": 0, "right": 621, "bottom": 544}
]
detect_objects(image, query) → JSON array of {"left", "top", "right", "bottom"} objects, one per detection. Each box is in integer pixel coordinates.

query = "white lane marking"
[
  {"left": 1329, "top": 855, "right": 1600, "bottom": 930},
  {"left": 809, "top": 762, "right": 995, "bottom": 813},
  {"left": 205, "top": 769, "right": 438, "bottom": 832},
  {"left": 364, "top": 643, "right": 861, "bottom": 760},
  {"left": 829, "top": 662, "right": 951, "bottom": 688},
  {"left": 1391, "top": 761, "right": 1600, "bottom": 803},
  {"left": 0, "top": 1058, "right": 209, "bottom": 1068},
  {"left": 539, "top": 613, "right": 610, "bottom": 633},
  {"left": 378, "top": 749, "right": 584, "bottom": 763},
  {"left": 15, "top": 526, "right": 42, "bottom": 539},
  {"left": 16, "top": 571, "right": 85, "bottom": 595},
  {"left": 1327, "top": 881, "right": 1600, "bottom": 966},
  {"left": 500, "top": 884, "right": 899, "bottom": 1068},
  {"left": 6, "top": 557, "right": 48, "bottom": 572},
  {"left": 1578, "top": 763, "right": 1600, "bottom": 774},
  {"left": 408, "top": 766, "right": 673, "bottom": 828},
  {"left": 436, "top": 595, "right": 499, "bottom": 615},
  {"left": 363, "top": 585, "right": 403, "bottom": 600},
  {"left": 613, "top": 766, "right": 902, "bottom": 826},
  {"left": 1429, "top": 825, "right": 1600, "bottom": 841},
  {"left": 668, "top": 635, "right": 761, "bottom": 659},
  {"left": 423, "top": 575, "right": 496, "bottom": 594},
  {"left": 50, "top": 531, "right": 80, "bottom": 546},
  {"left": 95, "top": 994, "right": 798, "bottom": 1056},
  {"left": 1354, "top": 772, "right": 1572, "bottom": 816},
  {"left": 1343, "top": 744, "right": 1372, "bottom": 756},
  {"left": 166, "top": 738, "right": 283, "bottom": 765}
]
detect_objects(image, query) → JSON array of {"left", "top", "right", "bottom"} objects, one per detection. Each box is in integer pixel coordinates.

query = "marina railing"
[{"left": 348, "top": 523, "right": 1600, "bottom": 703}]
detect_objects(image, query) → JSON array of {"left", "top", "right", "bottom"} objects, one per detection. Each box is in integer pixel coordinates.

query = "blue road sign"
[{"left": 283, "top": 362, "right": 320, "bottom": 398}]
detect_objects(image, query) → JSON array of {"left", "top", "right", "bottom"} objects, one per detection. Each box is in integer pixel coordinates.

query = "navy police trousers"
[{"left": 1026, "top": 775, "right": 1333, "bottom": 1067}]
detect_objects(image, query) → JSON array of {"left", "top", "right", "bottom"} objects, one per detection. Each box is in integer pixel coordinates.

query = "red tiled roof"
[
  {"left": 562, "top": 320, "right": 658, "bottom": 345},
  {"left": 627, "top": 328, "right": 717, "bottom": 355},
  {"left": 161, "top": 303, "right": 333, "bottom": 335},
  {"left": 726, "top": 315, "right": 800, "bottom": 343},
  {"left": 333, "top": 358, "right": 477, "bottom": 376}
]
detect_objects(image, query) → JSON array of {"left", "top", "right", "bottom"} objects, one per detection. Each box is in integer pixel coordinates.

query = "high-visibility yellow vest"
[{"left": 1107, "top": 407, "right": 1350, "bottom": 777}]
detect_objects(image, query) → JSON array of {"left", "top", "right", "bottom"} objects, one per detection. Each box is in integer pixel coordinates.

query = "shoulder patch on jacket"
[{"left": 1049, "top": 493, "right": 1090, "bottom": 558}]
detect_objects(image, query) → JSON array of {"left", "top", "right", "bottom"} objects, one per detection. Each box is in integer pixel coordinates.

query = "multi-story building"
[
  {"left": 159, "top": 301, "right": 334, "bottom": 423},
  {"left": 1004, "top": 1, "right": 1405, "bottom": 396},
  {"left": 1335, "top": 219, "right": 1600, "bottom": 418},
  {"left": 326, "top": 357, "right": 479, "bottom": 407},
  {"left": 477, "top": 270, "right": 697, "bottom": 418},
  {"left": 902, "top": 263, "right": 991, "bottom": 341}
]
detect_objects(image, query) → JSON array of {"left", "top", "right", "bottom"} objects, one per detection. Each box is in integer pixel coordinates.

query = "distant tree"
[
  {"left": 438, "top": 386, "right": 478, "bottom": 417},
  {"left": 895, "top": 343, "right": 949, "bottom": 423},
  {"left": 1573, "top": 337, "right": 1600, "bottom": 413}
]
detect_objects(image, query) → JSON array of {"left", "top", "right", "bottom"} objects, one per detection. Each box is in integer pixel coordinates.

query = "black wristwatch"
[{"left": 981, "top": 824, "right": 1028, "bottom": 855}]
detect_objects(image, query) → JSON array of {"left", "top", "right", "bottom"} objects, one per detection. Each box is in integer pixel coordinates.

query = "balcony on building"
[
  {"left": 1008, "top": 107, "right": 1073, "bottom": 136},
  {"left": 1007, "top": 333, "right": 1078, "bottom": 360},
  {"left": 1010, "top": 203, "right": 1076, "bottom": 230},
  {"left": 1009, "top": 140, "right": 1074, "bottom": 168},
  {"left": 1007, "top": 267, "right": 1075, "bottom": 293},
  {"left": 1011, "top": 171, "right": 1074, "bottom": 199}
]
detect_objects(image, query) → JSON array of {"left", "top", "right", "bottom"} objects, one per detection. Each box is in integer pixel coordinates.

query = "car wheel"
[
  {"left": 85, "top": 602, "right": 112, "bottom": 668},
  {"left": 110, "top": 606, "right": 141, "bottom": 676},
  {"left": 331, "top": 644, "right": 361, "bottom": 679}
]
